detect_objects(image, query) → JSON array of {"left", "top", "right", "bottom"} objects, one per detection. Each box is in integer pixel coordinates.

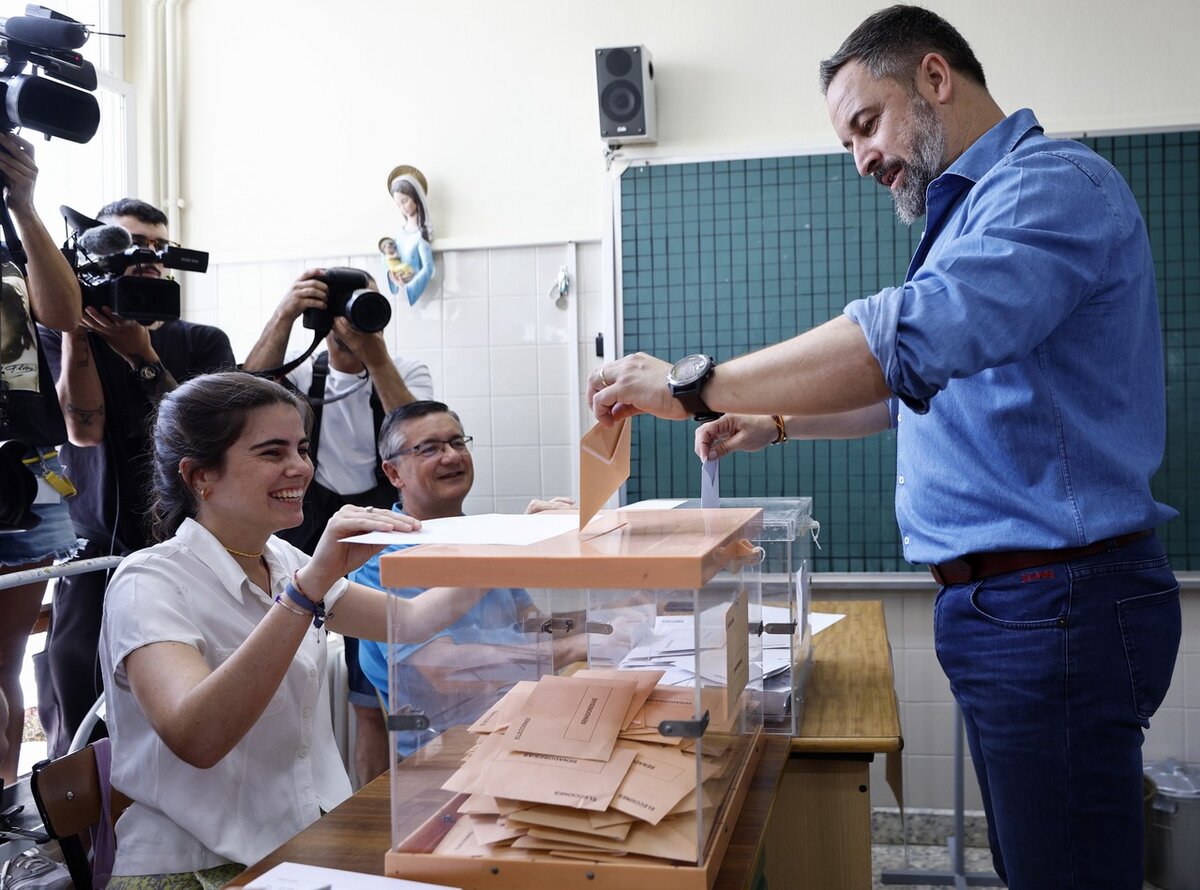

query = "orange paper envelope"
[{"left": 579, "top": 419, "right": 631, "bottom": 529}]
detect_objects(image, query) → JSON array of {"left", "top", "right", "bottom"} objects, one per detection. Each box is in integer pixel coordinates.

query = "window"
[{"left": 1, "top": 0, "right": 133, "bottom": 239}]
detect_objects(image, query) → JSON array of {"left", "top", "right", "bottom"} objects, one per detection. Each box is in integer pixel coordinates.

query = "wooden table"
[
  {"left": 765, "top": 599, "right": 903, "bottom": 889},
  {"left": 228, "top": 735, "right": 791, "bottom": 890}
]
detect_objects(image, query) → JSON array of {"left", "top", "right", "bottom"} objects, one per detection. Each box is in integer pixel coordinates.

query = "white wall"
[{"left": 133, "top": 0, "right": 1200, "bottom": 261}]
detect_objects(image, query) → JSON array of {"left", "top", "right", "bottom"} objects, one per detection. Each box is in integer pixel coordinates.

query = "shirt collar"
[
  {"left": 941, "top": 108, "right": 1043, "bottom": 186},
  {"left": 175, "top": 517, "right": 283, "bottom": 605}
]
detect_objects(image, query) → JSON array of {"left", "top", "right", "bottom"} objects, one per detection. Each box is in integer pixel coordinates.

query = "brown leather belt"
[{"left": 929, "top": 529, "right": 1153, "bottom": 586}]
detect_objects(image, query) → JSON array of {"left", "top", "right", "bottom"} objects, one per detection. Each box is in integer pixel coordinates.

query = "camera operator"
[
  {"left": 0, "top": 130, "right": 84, "bottom": 784},
  {"left": 37, "top": 198, "right": 235, "bottom": 759},
  {"left": 242, "top": 267, "right": 431, "bottom": 782}
]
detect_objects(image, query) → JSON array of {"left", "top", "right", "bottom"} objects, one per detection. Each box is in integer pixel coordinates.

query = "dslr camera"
[
  {"left": 62, "top": 206, "right": 210, "bottom": 325},
  {"left": 0, "top": 5, "right": 100, "bottom": 143},
  {"left": 302, "top": 267, "right": 392, "bottom": 335}
]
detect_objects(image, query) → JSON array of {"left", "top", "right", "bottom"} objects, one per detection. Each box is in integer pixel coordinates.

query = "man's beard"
[{"left": 877, "top": 94, "right": 946, "bottom": 225}]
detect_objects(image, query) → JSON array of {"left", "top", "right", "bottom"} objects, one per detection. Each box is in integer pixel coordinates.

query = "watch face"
[
  {"left": 668, "top": 354, "right": 711, "bottom": 386},
  {"left": 139, "top": 364, "right": 158, "bottom": 380}
]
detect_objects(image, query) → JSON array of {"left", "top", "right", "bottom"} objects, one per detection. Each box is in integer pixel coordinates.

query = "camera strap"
[{"left": 306, "top": 352, "right": 388, "bottom": 489}]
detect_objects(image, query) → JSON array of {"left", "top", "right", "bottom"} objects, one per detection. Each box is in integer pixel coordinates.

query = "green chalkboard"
[{"left": 619, "top": 131, "right": 1200, "bottom": 571}]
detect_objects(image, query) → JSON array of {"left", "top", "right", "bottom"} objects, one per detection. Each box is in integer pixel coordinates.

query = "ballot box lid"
[{"left": 379, "top": 507, "right": 762, "bottom": 590}]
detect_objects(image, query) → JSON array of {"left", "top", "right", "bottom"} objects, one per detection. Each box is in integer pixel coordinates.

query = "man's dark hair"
[
  {"left": 96, "top": 198, "right": 169, "bottom": 227},
  {"left": 379, "top": 400, "right": 462, "bottom": 461},
  {"left": 819, "top": 5, "right": 987, "bottom": 95}
]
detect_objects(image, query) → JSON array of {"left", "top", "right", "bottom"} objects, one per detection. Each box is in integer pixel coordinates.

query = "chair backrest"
[{"left": 29, "top": 745, "right": 131, "bottom": 890}]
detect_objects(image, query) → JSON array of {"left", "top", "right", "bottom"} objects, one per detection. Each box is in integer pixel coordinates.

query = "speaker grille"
[
  {"left": 600, "top": 80, "right": 642, "bottom": 123},
  {"left": 605, "top": 48, "right": 634, "bottom": 77}
]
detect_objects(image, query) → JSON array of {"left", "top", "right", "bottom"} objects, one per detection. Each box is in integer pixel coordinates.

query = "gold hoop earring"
[{"left": 198, "top": 488, "right": 209, "bottom": 501}]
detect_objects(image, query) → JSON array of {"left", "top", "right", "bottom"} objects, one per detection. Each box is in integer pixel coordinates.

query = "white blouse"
[{"left": 100, "top": 518, "right": 351, "bottom": 875}]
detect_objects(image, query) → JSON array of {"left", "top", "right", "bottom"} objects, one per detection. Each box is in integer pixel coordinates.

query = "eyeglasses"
[
  {"left": 129, "top": 234, "right": 177, "bottom": 253},
  {"left": 388, "top": 435, "right": 473, "bottom": 461}
]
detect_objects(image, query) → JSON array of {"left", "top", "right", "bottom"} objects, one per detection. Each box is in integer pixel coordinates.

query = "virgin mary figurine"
[{"left": 383, "top": 164, "right": 434, "bottom": 305}]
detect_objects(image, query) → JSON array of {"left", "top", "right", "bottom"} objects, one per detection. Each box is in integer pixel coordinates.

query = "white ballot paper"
[
  {"left": 701, "top": 459, "right": 720, "bottom": 508},
  {"left": 344, "top": 512, "right": 578, "bottom": 547},
  {"left": 245, "top": 861, "right": 452, "bottom": 889}
]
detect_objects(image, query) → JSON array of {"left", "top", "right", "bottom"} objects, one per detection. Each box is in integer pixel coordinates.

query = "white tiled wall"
[
  {"left": 816, "top": 579, "right": 1200, "bottom": 811},
  {"left": 183, "top": 241, "right": 608, "bottom": 516}
]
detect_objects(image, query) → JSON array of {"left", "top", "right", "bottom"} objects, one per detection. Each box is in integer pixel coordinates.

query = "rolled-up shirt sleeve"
[{"left": 845, "top": 150, "right": 1118, "bottom": 414}]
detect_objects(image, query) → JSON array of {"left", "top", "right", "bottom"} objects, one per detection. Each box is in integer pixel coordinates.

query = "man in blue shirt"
[
  {"left": 587, "top": 6, "right": 1178, "bottom": 888},
  {"left": 352, "top": 400, "right": 579, "bottom": 758}
]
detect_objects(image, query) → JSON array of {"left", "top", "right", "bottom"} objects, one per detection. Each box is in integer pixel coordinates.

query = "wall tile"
[
  {"left": 535, "top": 244, "right": 570, "bottom": 298},
  {"left": 182, "top": 269, "right": 218, "bottom": 316},
  {"left": 904, "top": 649, "right": 953, "bottom": 703},
  {"left": 535, "top": 289, "right": 572, "bottom": 345},
  {"left": 491, "top": 396, "right": 541, "bottom": 447},
  {"left": 488, "top": 247, "right": 537, "bottom": 297},
  {"left": 467, "top": 446, "right": 494, "bottom": 504},
  {"left": 1145, "top": 707, "right": 1185, "bottom": 762},
  {"left": 490, "top": 295, "right": 539, "bottom": 346},
  {"left": 578, "top": 288, "right": 608, "bottom": 348},
  {"left": 1186, "top": 707, "right": 1200, "bottom": 765},
  {"left": 492, "top": 446, "right": 542, "bottom": 496},
  {"left": 442, "top": 298, "right": 489, "bottom": 348},
  {"left": 448, "top": 395, "right": 493, "bottom": 448},
  {"left": 904, "top": 702, "right": 960, "bottom": 757},
  {"left": 903, "top": 594, "right": 935, "bottom": 648},
  {"left": 496, "top": 496, "right": 537, "bottom": 514},
  {"left": 539, "top": 395, "right": 573, "bottom": 446},
  {"left": 1182, "top": 595, "right": 1200, "bottom": 654},
  {"left": 444, "top": 346, "right": 492, "bottom": 397},
  {"left": 1185, "top": 653, "right": 1200, "bottom": 709},
  {"left": 394, "top": 293, "right": 443, "bottom": 351},
  {"left": 541, "top": 445, "right": 574, "bottom": 498},
  {"left": 440, "top": 250, "right": 489, "bottom": 300},
  {"left": 397, "top": 348, "right": 444, "bottom": 399},
  {"left": 903, "top": 755, "right": 957, "bottom": 810},
  {"left": 463, "top": 494, "right": 494, "bottom": 516},
  {"left": 490, "top": 345, "right": 539, "bottom": 396},
  {"left": 538, "top": 344, "right": 572, "bottom": 395},
  {"left": 576, "top": 241, "right": 603, "bottom": 295}
]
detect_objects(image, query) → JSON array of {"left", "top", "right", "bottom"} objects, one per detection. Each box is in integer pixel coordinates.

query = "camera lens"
[{"left": 344, "top": 289, "right": 392, "bottom": 333}]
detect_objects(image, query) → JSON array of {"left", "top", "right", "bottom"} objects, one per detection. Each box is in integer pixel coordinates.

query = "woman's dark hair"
[
  {"left": 391, "top": 180, "right": 432, "bottom": 243},
  {"left": 148, "top": 371, "right": 309, "bottom": 542},
  {"left": 819, "top": 5, "right": 988, "bottom": 95}
]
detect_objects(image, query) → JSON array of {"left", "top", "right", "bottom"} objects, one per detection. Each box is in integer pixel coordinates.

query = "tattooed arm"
[{"left": 56, "top": 327, "right": 107, "bottom": 446}]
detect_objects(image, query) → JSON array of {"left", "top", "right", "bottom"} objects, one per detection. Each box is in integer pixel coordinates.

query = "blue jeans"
[{"left": 934, "top": 532, "right": 1179, "bottom": 889}]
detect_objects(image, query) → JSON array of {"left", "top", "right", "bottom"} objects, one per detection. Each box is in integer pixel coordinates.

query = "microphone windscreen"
[
  {"left": 78, "top": 224, "right": 132, "bottom": 257},
  {"left": 1, "top": 15, "right": 87, "bottom": 50}
]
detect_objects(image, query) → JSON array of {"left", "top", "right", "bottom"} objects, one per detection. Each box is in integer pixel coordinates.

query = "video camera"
[
  {"left": 61, "top": 205, "right": 211, "bottom": 325},
  {"left": 0, "top": 5, "right": 100, "bottom": 143},
  {"left": 302, "top": 267, "right": 391, "bottom": 335}
]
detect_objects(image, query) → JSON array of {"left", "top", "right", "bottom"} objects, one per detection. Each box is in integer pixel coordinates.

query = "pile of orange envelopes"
[{"left": 431, "top": 669, "right": 735, "bottom": 863}]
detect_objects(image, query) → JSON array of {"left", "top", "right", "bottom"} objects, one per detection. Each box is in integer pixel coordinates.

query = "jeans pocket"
[
  {"left": 1117, "top": 585, "right": 1181, "bottom": 720},
  {"left": 969, "top": 571, "right": 1068, "bottom": 628}
]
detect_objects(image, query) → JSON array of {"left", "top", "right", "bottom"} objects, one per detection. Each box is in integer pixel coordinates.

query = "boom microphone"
[
  {"left": 78, "top": 224, "right": 131, "bottom": 257},
  {"left": 0, "top": 14, "right": 88, "bottom": 50}
]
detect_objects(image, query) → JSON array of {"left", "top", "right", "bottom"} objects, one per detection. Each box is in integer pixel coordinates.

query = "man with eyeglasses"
[
  {"left": 37, "top": 198, "right": 235, "bottom": 759},
  {"left": 351, "top": 400, "right": 579, "bottom": 766}
]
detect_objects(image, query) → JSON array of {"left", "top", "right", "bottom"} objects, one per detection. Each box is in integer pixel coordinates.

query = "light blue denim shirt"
[{"left": 845, "top": 109, "right": 1176, "bottom": 564}]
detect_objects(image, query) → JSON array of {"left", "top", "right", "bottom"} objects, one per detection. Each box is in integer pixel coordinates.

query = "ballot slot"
[{"left": 377, "top": 507, "right": 764, "bottom": 887}]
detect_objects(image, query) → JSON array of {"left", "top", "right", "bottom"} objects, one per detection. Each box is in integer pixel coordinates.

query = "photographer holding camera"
[
  {"left": 36, "top": 198, "right": 235, "bottom": 759},
  {"left": 242, "top": 267, "right": 431, "bottom": 781},
  {"left": 0, "top": 129, "right": 84, "bottom": 784}
]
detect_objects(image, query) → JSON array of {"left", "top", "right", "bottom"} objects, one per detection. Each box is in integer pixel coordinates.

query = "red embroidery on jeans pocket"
[{"left": 1020, "top": 569, "right": 1056, "bottom": 583}]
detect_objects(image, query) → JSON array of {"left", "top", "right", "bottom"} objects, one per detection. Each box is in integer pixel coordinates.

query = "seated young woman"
[{"left": 99, "top": 371, "right": 486, "bottom": 888}]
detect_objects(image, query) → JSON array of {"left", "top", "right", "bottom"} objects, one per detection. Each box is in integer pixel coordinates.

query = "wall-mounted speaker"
[{"left": 595, "top": 46, "right": 656, "bottom": 145}]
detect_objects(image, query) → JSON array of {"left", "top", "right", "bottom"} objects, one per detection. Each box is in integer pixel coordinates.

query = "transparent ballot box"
[
  {"left": 636, "top": 497, "right": 817, "bottom": 735},
  {"left": 378, "top": 508, "right": 764, "bottom": 890}
]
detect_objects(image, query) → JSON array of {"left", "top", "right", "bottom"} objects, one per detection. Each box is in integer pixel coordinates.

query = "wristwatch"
[
  {"left": 667, "top": 354, "right": 722, "bottom": 422},
  {"left": 135, "top": 359, "right": 165, "bottom": 383}
]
